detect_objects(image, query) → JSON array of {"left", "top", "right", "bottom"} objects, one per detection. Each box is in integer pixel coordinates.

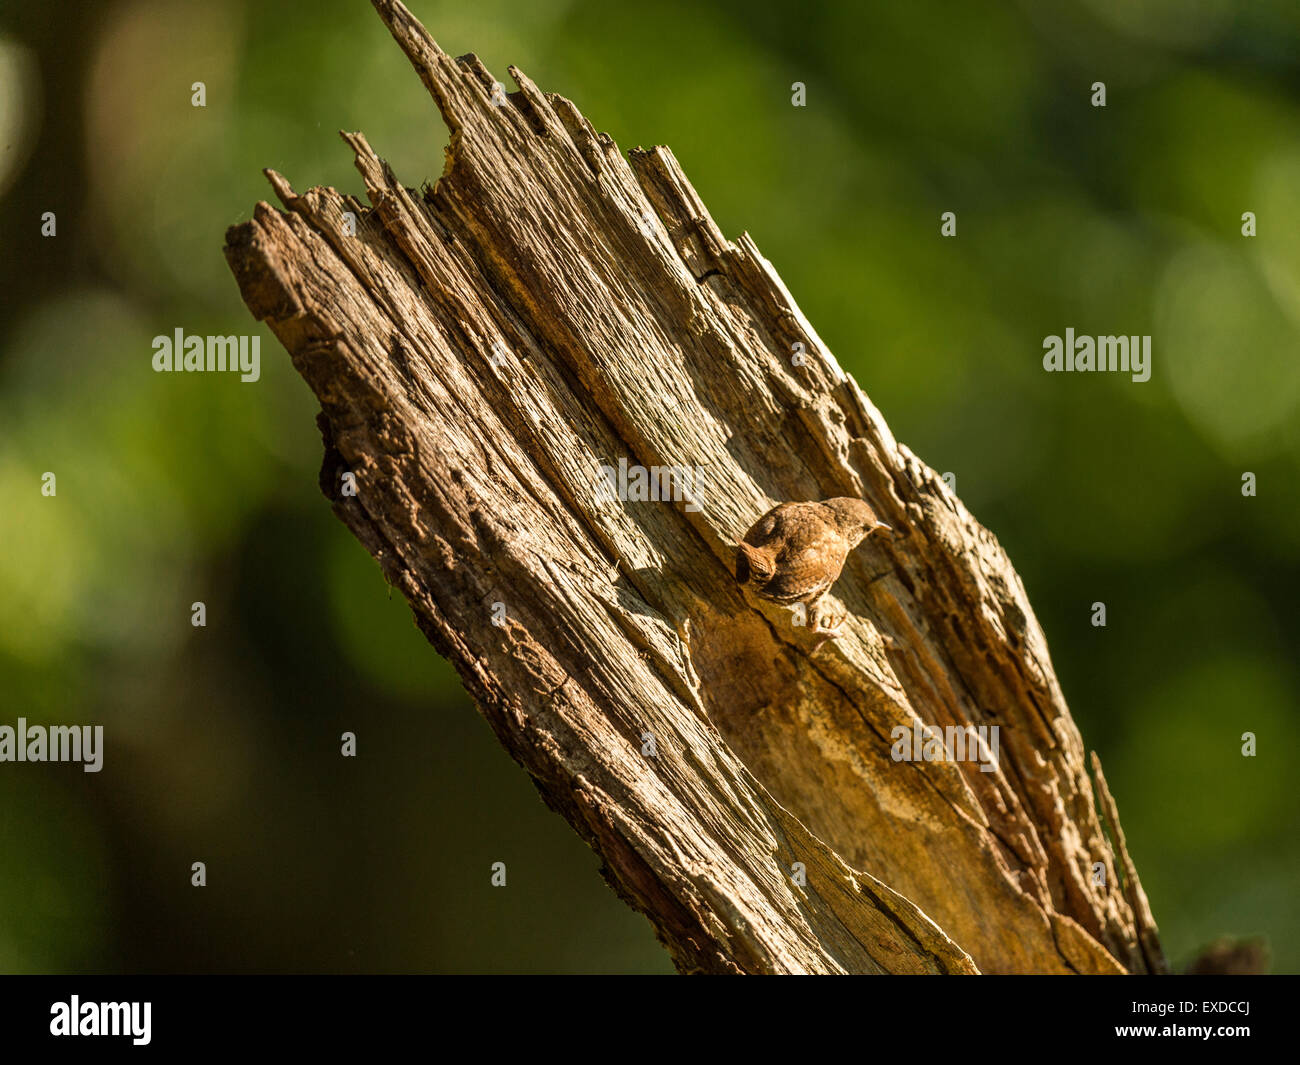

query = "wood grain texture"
[{"left": 222, "top": 0, "right": 1165, "bottom": 975}]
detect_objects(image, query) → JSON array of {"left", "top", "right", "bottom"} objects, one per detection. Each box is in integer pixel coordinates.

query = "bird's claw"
[
  {"left": 812, "top": 601, "right": 846, "bottom": 634},
  {"left": 809, "top": 601, "right": 847, "bottom": 652}
]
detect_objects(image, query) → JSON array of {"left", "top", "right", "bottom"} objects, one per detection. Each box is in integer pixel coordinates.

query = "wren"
[{"left": 735, "top": 498, "right": 890, "bottom": 647}]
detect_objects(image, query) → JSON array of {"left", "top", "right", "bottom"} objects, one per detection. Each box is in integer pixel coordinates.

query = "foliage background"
[{"left": 1, "top": 0, "right": 1296, "bottom": 973}]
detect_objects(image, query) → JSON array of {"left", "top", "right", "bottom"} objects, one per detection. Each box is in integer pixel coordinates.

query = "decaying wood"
[{"left": 223, "top": 0, "right": 1166, "bottom": 974}]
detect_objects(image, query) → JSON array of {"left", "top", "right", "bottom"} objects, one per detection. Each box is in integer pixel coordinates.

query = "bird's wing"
[
  {"left": 765, "top": 537, "right": 836, "bottom": 600},
  {"left": 745, "top": 502, "right": 804, "bottom": 547},
  {"left": 774, "top": 513, "right": 835, "bottom": 561}
]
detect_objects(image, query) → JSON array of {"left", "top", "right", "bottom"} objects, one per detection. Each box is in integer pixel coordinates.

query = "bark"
[{"left": 222, "top": 0, "right": 1166, "bottom": 975}]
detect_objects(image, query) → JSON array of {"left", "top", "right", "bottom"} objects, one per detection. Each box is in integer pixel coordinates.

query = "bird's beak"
[{"left": 874, "top": 521, "right": 892, "bottom": 534}]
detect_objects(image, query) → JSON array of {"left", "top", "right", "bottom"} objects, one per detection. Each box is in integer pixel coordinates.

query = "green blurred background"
[{"left": 1, "top": 0, "right": 1296, "bottom": 973}]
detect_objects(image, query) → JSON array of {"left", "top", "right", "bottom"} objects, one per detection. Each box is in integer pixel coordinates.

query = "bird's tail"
[{"left": 735, "top": 542, "right": 776, "bottom": 586}]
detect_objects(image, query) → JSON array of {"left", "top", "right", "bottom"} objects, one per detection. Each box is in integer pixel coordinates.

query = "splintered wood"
[{"left": 223, "top": 0, "right": 1164, "bottom": 975}]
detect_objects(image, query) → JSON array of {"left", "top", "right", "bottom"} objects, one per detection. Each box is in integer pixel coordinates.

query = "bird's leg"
[
  {"left": 811, "top": 595, "right": 847, "bottom": 634},
  {"left": 809, "top": 596, "right": 847, "bottom": 652}
]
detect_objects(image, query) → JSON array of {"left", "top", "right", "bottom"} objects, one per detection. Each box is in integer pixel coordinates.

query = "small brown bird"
[{"left": 735, "top": 498, "right": 890, "bottom": 646}]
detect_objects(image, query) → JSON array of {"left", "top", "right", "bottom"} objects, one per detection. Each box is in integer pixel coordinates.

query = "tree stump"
[{"left": 223, "top": 0, "right": 1165, "bottom": 975}]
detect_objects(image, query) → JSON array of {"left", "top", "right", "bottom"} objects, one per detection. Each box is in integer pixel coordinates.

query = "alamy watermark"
[
  {"left": 1043, "top": 329, "right": 1150, "bottom": 383},
  {"left": 152, "top": 328, "right": 261, "bottom": 382},
  {"left": 50, "top": 997, "right": 150, "bottom": 1046},
  {"left": 891, "top": 720, "right": 1000, "bottom": 774},
  {"left": 0, "top": 718, "right": 103, "bottom": 772},
  {"left": 596, "top": 457, "right": 703, "bottom": 512}
]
